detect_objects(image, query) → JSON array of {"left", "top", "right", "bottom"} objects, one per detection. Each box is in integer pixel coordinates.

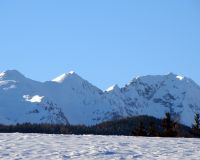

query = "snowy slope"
[
  {"left": 118, "top": 73, "right": 200, "bottom": 126},
  {"left": 0, "top": 69, "right": 200, "bottom": 126},
  {"left": 0, "top": 70, "right": 68, "bottom": 124},
  {"left": 1, "top": 133, "right": 200, "bottom": 160}
]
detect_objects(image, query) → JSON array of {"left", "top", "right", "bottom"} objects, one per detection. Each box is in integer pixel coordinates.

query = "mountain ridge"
[{"left": 0, "top": 69, "right": 200, "bottom": 127}]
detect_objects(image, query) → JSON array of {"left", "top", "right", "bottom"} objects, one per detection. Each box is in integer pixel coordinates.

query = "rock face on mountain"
[{"left": 0, "top": 70, "right": 200, "bottom": 126}]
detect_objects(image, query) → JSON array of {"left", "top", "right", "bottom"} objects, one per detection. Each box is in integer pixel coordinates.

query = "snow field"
[{"left": 0, "top": 133, "right": 200, "bottom": 160}]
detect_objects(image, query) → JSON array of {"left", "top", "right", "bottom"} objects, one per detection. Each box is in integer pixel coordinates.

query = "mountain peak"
[
  {"left": 52, "top": 71, "right": 82, "bottom": 83},
  {"left": 166, "top": 72, "right": 185, "bottom": 81},
  {"left": 106, "top": 84, "right": 120, "bottom": 92},
  {"left": 69, "top": 70, "right": 75, "bottom": 74},
  {"left": 167, "top": 72, "right": 176, "bottom": 76},
  {"left": 0, "top": 70, "right": 25, "bottom": 81}
]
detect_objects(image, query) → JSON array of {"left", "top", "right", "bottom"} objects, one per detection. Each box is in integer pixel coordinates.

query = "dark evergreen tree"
[
  {"left": 133, "top": 121, "right": 147, "bottom": 136},
  {"left": 148, "top": 121, "right": 157, "bottom": 137},
  {"left": 161, "top": 112, "right": 177, "bottom": 137},
  {"left": 191, "top": 113, "right": 200, "bottom": 137},
  {"left": 193, "top": 113, "right": 200, "bottom": 129}
]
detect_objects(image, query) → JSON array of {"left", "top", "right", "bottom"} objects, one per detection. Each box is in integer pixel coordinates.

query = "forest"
[{"left": 0, "top": 113, "right": 200, "bottom": 138}]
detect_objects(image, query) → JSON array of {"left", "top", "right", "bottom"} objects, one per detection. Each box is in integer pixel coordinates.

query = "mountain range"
[{"left": 0, "top": 70, "right": 200, "bottom": 127}]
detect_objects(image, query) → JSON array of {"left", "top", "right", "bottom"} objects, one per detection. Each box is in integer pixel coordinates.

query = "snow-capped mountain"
[
  {"left": 0, "top": 70, "right": 68, "bottom": 124},
  {"left": 0, "top": 70, "right": 200, "bottom": 126}
]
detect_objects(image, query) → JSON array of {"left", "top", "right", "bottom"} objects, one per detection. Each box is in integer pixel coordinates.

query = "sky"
[{"left": 0, "top": 0, "right": 200, "bottom": 90}]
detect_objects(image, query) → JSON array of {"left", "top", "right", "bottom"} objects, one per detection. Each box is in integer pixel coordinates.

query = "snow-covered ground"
[{"left": 0, "top": 133, "right": 200, "bottom": 160}]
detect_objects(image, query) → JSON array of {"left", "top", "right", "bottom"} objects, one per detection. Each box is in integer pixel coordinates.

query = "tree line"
[
  {"left": 132, "top": 112, "right": 200, "bottom": 137},
  {"left": 0, "top": 113, "right": 199, "bottom": 138}
]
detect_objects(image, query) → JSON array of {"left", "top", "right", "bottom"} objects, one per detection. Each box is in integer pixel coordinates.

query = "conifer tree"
[
  {"left": 162, "top": 112, "right": 177, "bottom": 137},
  {"left": 133, "top": 121, "right": 147, "bottom": 136},
  {"left": 148, "top": 121, "right": 157, "bottom": 137},
  {"left": 192, "top": 113, "right": 200, "bottom": 137}
]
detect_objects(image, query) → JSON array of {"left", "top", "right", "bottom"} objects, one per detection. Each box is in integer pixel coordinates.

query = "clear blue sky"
[{"left": 0, "top": 0, "right": 200, "bottom": 89}]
